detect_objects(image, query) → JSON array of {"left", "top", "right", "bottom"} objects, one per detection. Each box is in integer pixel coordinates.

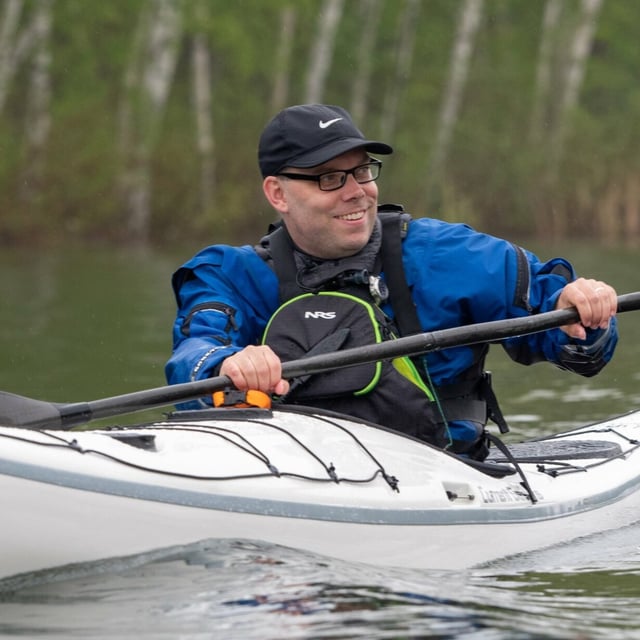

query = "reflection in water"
[
  {"left": 0, "top": 246, "right": 179, "bottom": 424},
  {"left": 1, "top": 537, "right": 640, "bottom": 639}
]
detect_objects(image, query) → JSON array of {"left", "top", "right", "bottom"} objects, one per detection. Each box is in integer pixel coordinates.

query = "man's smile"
[{"left": 334, "top": 210, "right": 366, "bottom": 221}]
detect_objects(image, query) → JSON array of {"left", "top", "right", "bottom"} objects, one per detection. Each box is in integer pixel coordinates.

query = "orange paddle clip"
[{"left": 212, "top": 389, "right": 272, "bottom": 409}]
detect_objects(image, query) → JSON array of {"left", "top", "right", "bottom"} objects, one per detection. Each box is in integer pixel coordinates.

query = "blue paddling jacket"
[{"left": 166, "top": 215, "right": 617, "bottom": 452}]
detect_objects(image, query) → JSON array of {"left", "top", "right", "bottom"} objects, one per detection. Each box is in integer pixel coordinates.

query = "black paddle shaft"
[{"left": 2, "top": 292, "right": 640, "bottom": 429}]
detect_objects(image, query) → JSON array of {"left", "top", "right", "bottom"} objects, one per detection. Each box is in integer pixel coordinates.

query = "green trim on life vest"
[{"left": 392, "top": 356, "right": 435, "bottom": 401}]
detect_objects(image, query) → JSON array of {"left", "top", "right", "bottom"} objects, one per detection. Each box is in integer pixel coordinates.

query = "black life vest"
[{"left": 260, "top": 204, "right": 507, "bottom": 449}]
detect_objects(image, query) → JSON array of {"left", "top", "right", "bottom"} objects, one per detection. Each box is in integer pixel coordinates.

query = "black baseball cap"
[{"left": 258, "top": 104, "right": 393, "bottom": 178}]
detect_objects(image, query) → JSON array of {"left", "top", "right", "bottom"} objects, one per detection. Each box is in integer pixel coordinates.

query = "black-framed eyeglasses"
[{"left": 277, "top": 159, "right": 382, "bottom": 192}]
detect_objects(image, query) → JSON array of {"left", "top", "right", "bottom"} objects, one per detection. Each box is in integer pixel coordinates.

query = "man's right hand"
[{"left": 219, "top": 345, "right": 290, "bottom": 395}]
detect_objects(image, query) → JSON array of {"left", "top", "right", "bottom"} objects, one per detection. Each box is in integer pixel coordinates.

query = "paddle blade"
[{"left": 0, "top": 391, "right": 65, "bottom": 429}]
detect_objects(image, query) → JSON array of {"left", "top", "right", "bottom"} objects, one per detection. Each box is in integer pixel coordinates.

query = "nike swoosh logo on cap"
[{"left": 318, "top": 118, "right": 343, "bottom": 129}]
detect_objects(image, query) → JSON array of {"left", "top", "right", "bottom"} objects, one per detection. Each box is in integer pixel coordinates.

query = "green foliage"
[{"left": 1, "top": 0, "right": 638, "bottom": 247}]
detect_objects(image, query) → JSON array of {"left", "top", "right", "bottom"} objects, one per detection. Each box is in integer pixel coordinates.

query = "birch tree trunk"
[
  {"left": 304, "top": 0, "right": 344, "bottom": 103},
  {"left": 528, "top": 0, "right": 563, "bottom": 237},
  {"left": 0, "top": 0, "right": 23, "bottom": 112},
  {"left": 425, "top": 0, "right": 484, "bottom": 200},
  {"left": 21, "top": 0, "right": 52, "bottom": 204},
  {"left": 191, "top": 1, "right": 215, "bottom": 216},
  {"left": 0, "top": 0, "right": 42, "bottom": 113},
  {"left": 549, "top": 0, "right": 603, "bottom": 174},
  {"left": 270, "top": 5, "right": 296, "bottom": 113},
  {"left": 379, "top": 0, "right": 420, "bottom": 141},
  {"left": 118, "top": 0, "right": 183, "bottom": 245},
  {"left": 349, "top": 0, "right": 383, "bottom": 123},
  {"left": 529, "top": 0, "right": 563, "bottom": 144}
]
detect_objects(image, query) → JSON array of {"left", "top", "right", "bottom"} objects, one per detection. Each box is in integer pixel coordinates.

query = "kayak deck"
[{"left": 1, "top": 406, "right": 640, "bottom": 577}]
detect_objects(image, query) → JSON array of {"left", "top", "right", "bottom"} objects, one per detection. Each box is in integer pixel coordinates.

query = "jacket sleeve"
[
  {"left": 403, "top": 219, "right": 618, "bottom": 383},
  {"left": 165, "top": 245, "right": 279, "bottom": 407},
  {"left": 502, "top": 245, "right": 618, "bottom": 376}
]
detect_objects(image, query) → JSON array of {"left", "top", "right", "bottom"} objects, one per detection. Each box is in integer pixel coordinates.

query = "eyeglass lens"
[{"left": 318, "top": 161, "right": 381, "bottom": 191}]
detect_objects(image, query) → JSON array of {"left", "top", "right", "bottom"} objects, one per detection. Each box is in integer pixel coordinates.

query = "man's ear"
[{"left": 262, "top": 176, "right": 288, "bottom": 214}]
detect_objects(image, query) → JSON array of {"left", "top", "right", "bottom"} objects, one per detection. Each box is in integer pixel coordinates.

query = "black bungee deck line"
[{"left": 1, "top": 292, "right": 639, "bottom": 430}]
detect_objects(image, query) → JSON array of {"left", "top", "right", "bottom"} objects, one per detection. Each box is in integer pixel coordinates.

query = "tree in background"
[
  {"left": 349, "top": 0, "right": 383, "bottom": 124},
  {"left": 527, "top": 0, "right": 604, "bottom": 237},
  {"left": 118, "top": 0, "right": 183, "bottom": 245},
  {"left": 270, "top": 5, "right": 296, "bottom": 113},
  {"left": 304, "top": 0, "right": 344, "bottom": 103},
  {"left": 424, "top": 0, "right": 483, "bottom": 208},
  {"left": 379, "top": 0, "right": 420, "bottom": 142},
  {"left": 0, "top": 0, "right": 53, "bottom": 232},
  {"left": 189, "top": 0, "right": 215, "bottom": 221}
]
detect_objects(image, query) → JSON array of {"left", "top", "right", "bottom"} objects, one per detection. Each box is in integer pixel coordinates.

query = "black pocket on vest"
[{"left": 263, "top": 292, "right": 382, "bottom": 399}]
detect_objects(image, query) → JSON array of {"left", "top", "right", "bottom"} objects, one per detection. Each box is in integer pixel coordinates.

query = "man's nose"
[{"left": 342, "top": 173, "right": 365, "bottom": 197}]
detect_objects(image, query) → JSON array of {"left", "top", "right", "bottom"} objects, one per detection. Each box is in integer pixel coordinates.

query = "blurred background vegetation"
[{"left": 1, "top": 0, "right": 638, "bottom": 249}]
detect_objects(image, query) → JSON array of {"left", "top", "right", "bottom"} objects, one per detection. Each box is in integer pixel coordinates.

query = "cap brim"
[{"left": 286, "top": 138, "right": 393, "bottom": 170}]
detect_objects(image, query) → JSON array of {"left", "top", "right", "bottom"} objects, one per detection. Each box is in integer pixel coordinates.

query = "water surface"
[{"left": 1, "top": 242, "right": 640, "bottom": 638}]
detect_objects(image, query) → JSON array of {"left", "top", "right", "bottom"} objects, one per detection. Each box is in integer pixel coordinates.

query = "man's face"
[{"left": 263, "top": 149, "right": 379, "bottom": 260}]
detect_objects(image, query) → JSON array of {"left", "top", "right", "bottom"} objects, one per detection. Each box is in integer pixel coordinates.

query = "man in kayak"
[{"left": 166, "top": 103, "right": 618, "bottom": 459}]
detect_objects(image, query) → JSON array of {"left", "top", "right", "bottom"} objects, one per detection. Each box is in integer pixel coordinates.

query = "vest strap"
[{"left": 377, "top": 206, "right": 423, "bottom": 336}]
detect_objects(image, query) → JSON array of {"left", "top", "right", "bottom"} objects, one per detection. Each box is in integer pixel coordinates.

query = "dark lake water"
[{"left": 1, "top": 241, "right": 640, "bottom": 638}]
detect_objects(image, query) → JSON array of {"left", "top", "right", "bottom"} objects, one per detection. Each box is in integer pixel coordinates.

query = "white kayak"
[{"left": 2, "top": 404, "right": 640, "bottom": 580}]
